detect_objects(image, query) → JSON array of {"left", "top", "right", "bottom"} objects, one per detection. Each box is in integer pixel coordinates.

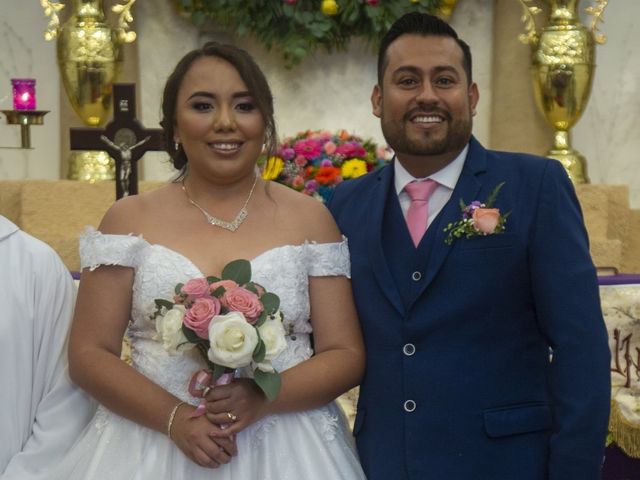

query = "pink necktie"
[{"left": 405, "top": 179, "right": 438, "bottom": 247}]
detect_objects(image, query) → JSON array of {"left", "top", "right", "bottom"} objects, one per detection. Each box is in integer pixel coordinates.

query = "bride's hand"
[
  {"left": 170, "top": 404, "right": 237, "bottom": 468},
  {"left": 205, "top": 378, "right": 268, "bottom": 435}
]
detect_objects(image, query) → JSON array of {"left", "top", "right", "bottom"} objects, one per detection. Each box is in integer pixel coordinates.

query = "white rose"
[
  {"left": 258, "top": 311, "right": 287, "bottom": 361},
  {"left": 154, "top": 305, "right": 193, "bottom": 354},
  {"left": 208, "top": 312, "right": 259, "bottom": 369}
]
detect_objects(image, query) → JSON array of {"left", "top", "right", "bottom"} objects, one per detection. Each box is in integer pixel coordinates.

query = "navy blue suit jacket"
[{"left": 328, "top": 138, "right": 610, "bottom": 480}]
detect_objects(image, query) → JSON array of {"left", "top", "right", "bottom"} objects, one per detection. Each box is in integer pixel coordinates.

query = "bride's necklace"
[{"left": 181, "top": 174, "right": 258, "bottom": 232}]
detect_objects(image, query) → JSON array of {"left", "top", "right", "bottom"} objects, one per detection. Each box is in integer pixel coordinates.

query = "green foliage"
[
  {"left": 221, "top": 259, "right": 252, "bottom": 284},
  {"left": 254, "top": 368, "right": 282, "bottom": 402},
  {"left": 175, "top": 0, "right": 448, "bottom": 67}
]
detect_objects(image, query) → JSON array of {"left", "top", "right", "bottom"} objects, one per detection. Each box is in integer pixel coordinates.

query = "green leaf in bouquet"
[
  {"left": 253, "top": 338, "right": 266, "bottom": 364},
  {"left": 221, "top": 259, "right": 251, "bottom": 284},
  {"left": 244, "top": 282, "right": 259, "bottom": 295},
  {"left": 155, "top": 299, "right": 175, "bottom": 311},
  {"left": 212, "top": 363, "right": 227, "bottom": 381},
  {"left": 260, "top": 292, "right": 280, "bottom": 314},
  {"left": 206, "top": 275, "right": 221, "bottom": 284},
  {"left": 181, "top": 324, "right": 201, "bottom": 344},
  {"left": 253, "top": 369, "right": 281, "bottom": 402},
  {"left": 254, "top": 311, "right": 267, "bottom": 328},
  {"left": 174, "top": 283, "right": 184, "bottom": 295},
  {"left": 211, "top": 286, "right": 225, "bottom": 297}
]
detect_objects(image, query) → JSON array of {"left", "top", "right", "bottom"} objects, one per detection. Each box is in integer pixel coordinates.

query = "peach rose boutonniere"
[{"left": 443, "top": 182, "right": 510, "bottom": 245}]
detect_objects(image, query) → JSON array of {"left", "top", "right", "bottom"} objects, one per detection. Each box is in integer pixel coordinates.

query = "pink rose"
[
  {"left": 323, "top": 141, "right": 337, "bottom": 155},
  {"left": 210, "top": 279, "right": 239, "bottom": 294},
  {"left": 221, "top": 287, "right": 263, "bottom": 323},
  {"left": 472, "top": 208, "right": 501, "bottom": 234},
  {"left": 181, "top": 278, "right": 210, "bottom": 300},
  {"left": 184, "top": 297, "right": 221, "bottom": 338}
]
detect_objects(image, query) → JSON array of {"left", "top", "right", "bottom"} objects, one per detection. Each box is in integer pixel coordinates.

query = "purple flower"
[
  {"left": 281, "top": 147, "right": 295, "bottom": 161},
  {"left": 320, "top": 159, "right": 333, "bottom": 168}
]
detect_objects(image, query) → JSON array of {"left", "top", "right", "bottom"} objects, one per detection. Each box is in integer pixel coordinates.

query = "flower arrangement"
[
  {"left": 152, "top": 259, "right": 286, "bottom": 410},
  {"left": 261, "top": 129, "right": 393, "bottom": 203},
  {"left": 443, "top": 182, "right": 510, "bottom": 245},
  {"left": 173, "top": 0, "right": 457, "bottom": 66}
]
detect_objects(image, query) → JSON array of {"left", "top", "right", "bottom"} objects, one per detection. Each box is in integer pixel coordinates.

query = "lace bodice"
[{"left": 79, "top": 228, "right": 350, "bottom": 402}]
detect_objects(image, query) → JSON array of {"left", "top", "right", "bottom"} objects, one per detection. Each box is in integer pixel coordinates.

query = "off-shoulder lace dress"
[{"left": 50, "top": 229, "right": 365, "bottom": 480}]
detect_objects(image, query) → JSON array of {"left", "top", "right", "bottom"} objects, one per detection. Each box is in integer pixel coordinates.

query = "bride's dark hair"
[{"left": 160, "top": 42, "right": 277, "bottom": 174}]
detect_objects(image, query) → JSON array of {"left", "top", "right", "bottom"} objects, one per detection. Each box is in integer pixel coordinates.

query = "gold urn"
[
  {"left": 42, "top": 0, "right": 137, "bottom": 182},
  {"left": 519, "top": 0, "right": 608, "bottom": 184}
]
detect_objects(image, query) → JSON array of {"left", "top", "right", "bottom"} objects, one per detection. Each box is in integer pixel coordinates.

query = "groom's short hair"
[{"left": 377, "top": 12, "right": 473, "bottom": 87}]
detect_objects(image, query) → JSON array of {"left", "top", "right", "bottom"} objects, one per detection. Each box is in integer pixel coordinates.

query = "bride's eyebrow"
[{"left": 186, "top": 91, "right": 253, "bottom": 100}]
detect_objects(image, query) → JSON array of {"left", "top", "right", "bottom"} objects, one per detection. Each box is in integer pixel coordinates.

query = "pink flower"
[
  {"left": 181, "top": 278, "right": 210, "bottom": 300},
  {"left": 221, "top": 287, "right": 263, "bottom": 324},
  {"left": 294, "top": 155, "right": 308, "bottom": 167},
  {"left": 284, "top": 0, "right": 297, "bottom": 4},
  {"left": 210, "top": 279, "right": 239, "bottom": 294},
  {"left": 280, "top": 147, "right": 295, "bottom": 161},
  {"left": 472, "top": 208, "right": 501, "bottom": 234},
  {"left": 294, "top": 138, "right": 323, "bottom": 160},
  {"left": 292, "top": 175, "right": 305, "bottom": 188},
  {"left": 366, "top": 0, "right": 379, "bottom": 5},
  {"left": 184, "top": 297, "right": 221, "bottom": 339},
  {"left": 336, "top": 142, "right": 366, "bottom": 158},
  {"left": 323, "top": 141, "right": 337, "bottom": 155}
]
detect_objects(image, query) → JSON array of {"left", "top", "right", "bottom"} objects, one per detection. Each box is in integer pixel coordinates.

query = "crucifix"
[{"left": 70, "top": 83, "right": 165, "bottom": 199}]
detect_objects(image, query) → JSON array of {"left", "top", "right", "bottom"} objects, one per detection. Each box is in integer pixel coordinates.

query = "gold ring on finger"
[{"left": 227, "top": 412, "right": 237, "bottom": 422}]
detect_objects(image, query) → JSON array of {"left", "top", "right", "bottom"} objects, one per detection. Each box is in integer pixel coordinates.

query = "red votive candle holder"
[{"left": 11, "top": 78, "right": 36, "bottom": 110}]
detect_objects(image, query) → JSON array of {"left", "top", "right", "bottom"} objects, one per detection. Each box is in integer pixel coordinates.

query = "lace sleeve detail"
[
  {"left": 304, "top": 237, "right": 351, "bottom": 278},
  {"left": 79, "top": 227, "right": 147, "bottom": 271}
]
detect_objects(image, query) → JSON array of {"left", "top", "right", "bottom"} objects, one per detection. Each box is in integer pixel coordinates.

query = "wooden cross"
[{"left": 70, "top": 83, "right": 165, "bottom": 199}]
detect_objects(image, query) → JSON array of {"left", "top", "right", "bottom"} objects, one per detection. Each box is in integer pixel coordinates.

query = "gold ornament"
[
  {"left": 41, "top": 0, "right": 137, "bottom": 182},
  {"left": 518, "top": 0, "right": 609, "bottom": 184}
]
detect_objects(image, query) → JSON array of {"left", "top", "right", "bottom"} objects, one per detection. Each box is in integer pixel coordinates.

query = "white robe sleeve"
[{"left": 0, "top": 230, "right": 96, "bottom": 479}]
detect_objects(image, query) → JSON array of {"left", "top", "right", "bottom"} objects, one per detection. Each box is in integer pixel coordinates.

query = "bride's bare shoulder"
[
  {"left": 267, "top": 182, "right": 342, "bottom": 243},
  {"left": 98, "top": 183, "right": 179, "bottom": 235}
]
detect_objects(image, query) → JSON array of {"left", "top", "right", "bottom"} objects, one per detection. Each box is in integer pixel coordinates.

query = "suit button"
[
  {"left": 403, "top": 343, "right": 416, "bottom": 356},
  {"left": 411, "top": 271, "right": 422, "bottom": 281},
  {"left": 404, "top": 400, "right": 416, "bottom": 412}
]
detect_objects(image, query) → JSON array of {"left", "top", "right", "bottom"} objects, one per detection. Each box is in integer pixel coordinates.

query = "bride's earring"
[{"left": 174, "top": 141, "right": 180, "bottom": 151}]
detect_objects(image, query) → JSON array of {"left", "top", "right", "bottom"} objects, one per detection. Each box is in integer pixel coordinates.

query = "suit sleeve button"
[{"left": 411, "top": 271, "right": 422, "bottom": 281}]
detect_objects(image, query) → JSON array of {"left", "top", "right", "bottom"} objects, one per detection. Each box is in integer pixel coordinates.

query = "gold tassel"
[{"left": 609, "top": 399, "right": 640, "bottom": 458}]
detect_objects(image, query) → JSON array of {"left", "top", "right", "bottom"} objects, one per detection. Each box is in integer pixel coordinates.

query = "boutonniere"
[{"left": 443, "top": 182, "right": 510, "bottom": 245}]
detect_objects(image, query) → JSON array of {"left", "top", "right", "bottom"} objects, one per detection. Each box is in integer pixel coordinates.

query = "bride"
[{"left": 51, "top": 42, "right": 366, "bottom": 479}]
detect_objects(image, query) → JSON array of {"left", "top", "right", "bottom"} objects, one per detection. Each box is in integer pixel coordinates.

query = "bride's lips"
[{"left": 207, "top": 140, "right": 244, "bottom": 155}]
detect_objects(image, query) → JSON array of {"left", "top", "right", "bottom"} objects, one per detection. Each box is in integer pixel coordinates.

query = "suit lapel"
[
  {"left": 366, "top": 163, "right": 405, "bottom": 316},
  {"left": 415, "top": 138, "right": 488, "bottom": 298}
]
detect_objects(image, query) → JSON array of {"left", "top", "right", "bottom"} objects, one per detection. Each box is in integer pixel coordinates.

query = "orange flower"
[{"left": 314, "top": 166, "right": 341, "bottom": 185}]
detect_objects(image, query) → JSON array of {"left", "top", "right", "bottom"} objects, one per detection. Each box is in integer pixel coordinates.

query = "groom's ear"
[{"left": 371, "top": 84, "right": 382, "bottom": 118}]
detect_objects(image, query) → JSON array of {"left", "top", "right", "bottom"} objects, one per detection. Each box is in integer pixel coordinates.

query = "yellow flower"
[
  {"left": 341, "top": 159, "right": 368, "bottom": 179},
  {"left": 321, "top": 0, "right": 339, "bottom": 16},
  {"left": 262, "top": 156, "right": 284, "bottom": 180}
]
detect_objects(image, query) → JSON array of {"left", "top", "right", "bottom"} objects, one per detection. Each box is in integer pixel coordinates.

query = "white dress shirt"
[{"left": 394, "top": 144, "right": 469, "bottom": 229}]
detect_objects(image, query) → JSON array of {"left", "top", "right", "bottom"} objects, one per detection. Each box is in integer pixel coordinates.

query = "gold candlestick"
[{"left": 1, "top": 110, "right": 50, "bottom": 149}]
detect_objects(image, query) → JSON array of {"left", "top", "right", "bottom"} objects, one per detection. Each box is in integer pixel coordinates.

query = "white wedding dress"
[{"left": 50, "top": 228, "right": 365, "bottom": 480}]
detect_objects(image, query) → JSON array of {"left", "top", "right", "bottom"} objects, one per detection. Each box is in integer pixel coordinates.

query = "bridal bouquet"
[{"left": 152, "top": 259, "right": 286, "bottom": 407}]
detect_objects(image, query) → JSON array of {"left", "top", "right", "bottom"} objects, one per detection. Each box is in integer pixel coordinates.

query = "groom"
[{"left": 328, "top": 12, "right": 610, "bottom": 480}]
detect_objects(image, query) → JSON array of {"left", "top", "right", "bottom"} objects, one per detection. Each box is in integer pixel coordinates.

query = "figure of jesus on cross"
[{"left": 100, "top": 134, "right": 151, "bottom": 197}]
